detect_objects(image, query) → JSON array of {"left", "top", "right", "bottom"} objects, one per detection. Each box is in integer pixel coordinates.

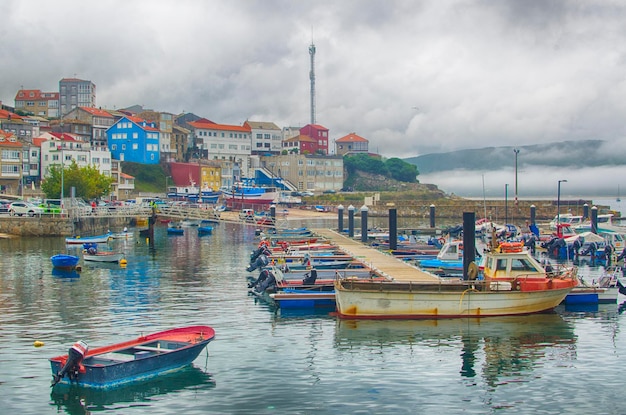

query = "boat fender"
[
  {"left": 51, "top": 340, "right": 88, "bottom": 387},
  {"left": 467, "top": 262, "right": 479, "bottom": 280}
]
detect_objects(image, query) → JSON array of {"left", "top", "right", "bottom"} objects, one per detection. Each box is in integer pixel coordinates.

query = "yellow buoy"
[
  {"left": 33, "top": 340, "right": 45, "bottom": 348},
  {"left": 120, "top": 259, "right": 128, "bottom": 266}
]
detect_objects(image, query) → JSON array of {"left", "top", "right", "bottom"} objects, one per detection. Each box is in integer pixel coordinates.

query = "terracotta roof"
[
  {"left": 0, "top": 109, "right": 23, "bottom": 120},
  {"left": 16, "top": 89, "right": 58, "bottom": 100},
  {"left": 49, "top": 132, "right": 84, "bottom": 142},
  {"left": 188, "top": 121, "right": 251, "bottom": 133},
  {"left": 284, "top": 134, "right": 316, "bottom": 143},
  {"left": 120, "top": 172, "right": 135, "bottom": 179},
  {"left": 305, "top": 124, "right": 328, "bottom": 130},
  {"left": 79, "top": 107, "right": 113, "bottom": 117},
  {"left": 32, "top": 137, "right": 47, "bottom": 147},
  {"left": 335, "top": 132, "right": 369, "bottom": 143},
  {"left": 125, "top": 116, "right": 159, "bottom": 132},
  {"left": 0, "top": 130, "right": 22, "bottom": 147}
]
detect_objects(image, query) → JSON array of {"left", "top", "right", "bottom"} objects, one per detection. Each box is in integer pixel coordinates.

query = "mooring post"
[
  {"left": 360, "top": 205, "right": 369, "bottom": 243},
  {"left": 337, "top": 204, "right": 344, "bottom": 233},
  {"left": 429, "top": 204, "right": 436, "bottom": 228},
  {"left": 389, "top": 207, "right": 397, "bottom": 251},
  {"left": 348, "top": 205, "right": 355, "bottom": 238},
  {"left": 462, "top": 211, "right": 476, "bottom": 281}
]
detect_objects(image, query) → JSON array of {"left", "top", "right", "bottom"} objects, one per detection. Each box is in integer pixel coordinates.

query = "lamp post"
[
  {"left": 513, "top": 149, "right": 519, "bottom": 206},
  {"left": 165, "top": 176, "right": 171, "bottom": 197},
  {"left": 557, "top": 179, "right": 568, "bottom": 233},
  {"left": 60, "top": 147, "right": 64, "bottom": 207}
]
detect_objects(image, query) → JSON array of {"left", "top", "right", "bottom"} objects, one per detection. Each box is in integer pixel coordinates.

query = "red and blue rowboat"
[{"left": 50, "top": 326, "right": 215, "bottom": 389}]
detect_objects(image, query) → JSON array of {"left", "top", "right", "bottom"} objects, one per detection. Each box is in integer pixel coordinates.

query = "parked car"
[
  {"left": 9, "top": 201, "right": 45, "bottom": 217},
  {"left": 38, "top": 202, "right": 62, "bottom": 214},
  {"left": 0, "top": 199, "right": 11, "bottom": 214}
]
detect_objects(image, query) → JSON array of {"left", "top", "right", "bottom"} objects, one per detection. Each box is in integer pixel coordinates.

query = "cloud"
[{"left": 3, "top": 0, "right": 626, "bottom": 160}]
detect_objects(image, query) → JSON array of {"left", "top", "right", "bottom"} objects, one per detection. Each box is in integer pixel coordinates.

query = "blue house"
[{"left": 106, "top": 115, "right": 160, "bottom": 164}]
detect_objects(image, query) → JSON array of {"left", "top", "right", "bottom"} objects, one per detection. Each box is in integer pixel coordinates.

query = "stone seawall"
[{"left": 0, "top": 216, "right": 134, "bottom": 237}]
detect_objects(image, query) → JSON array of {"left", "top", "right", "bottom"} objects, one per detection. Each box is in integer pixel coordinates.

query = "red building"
[{"left": 299, "top": 124, "right": 329, "bottom": 155}]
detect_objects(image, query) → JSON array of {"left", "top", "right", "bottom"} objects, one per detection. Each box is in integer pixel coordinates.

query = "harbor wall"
[{"left": 0, "top": 216, "right": 133, "bottom": 237}]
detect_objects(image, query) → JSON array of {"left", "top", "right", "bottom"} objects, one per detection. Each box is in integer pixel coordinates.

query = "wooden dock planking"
[{"left": 311, "top": 229, "right": 440, "bottom": 282}]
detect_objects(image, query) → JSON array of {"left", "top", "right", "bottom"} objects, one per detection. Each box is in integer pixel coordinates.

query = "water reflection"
[
  {"left": 51, "top": 268, "right": 81, "bottom": 279},
  {"left": 335, "top": 313, "right": 576, "bottom": 386},
  {"left": 49, "top": 365, "right": 215, "bottom": 415}
]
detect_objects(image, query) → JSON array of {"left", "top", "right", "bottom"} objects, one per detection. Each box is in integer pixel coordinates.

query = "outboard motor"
[
  {"left": 302, "top": 268, "right": 318, "bottom": 285},
  {"left": 250, "top": 246, "right": 271, "bottom": 263},
  {"left": 51, "top": 340, "right": 88, "bottom": 387},
  {"left": 246, "top": 254, "right": 269, "bottom": 272},
  {"left": 253, "top": 270, "right": 277, "bottom": 293}
]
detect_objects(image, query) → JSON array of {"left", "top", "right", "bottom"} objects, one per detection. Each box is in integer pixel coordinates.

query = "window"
[
  {"left": 133, "top": 133, "right": 138, "bottom": 139},
  {"left": 122, "top": 144, "right": 126, "bottom": 150},
  {"left": 133, "top": 144, "right": 138, "bottom": 150}
]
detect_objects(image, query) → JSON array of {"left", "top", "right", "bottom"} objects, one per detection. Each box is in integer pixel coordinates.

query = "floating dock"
[{"left": 312, "top": 229, "right": 439, "bottom": 282}]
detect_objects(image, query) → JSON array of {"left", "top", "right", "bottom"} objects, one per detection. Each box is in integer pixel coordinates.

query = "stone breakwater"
[{"left": 0, "top": 216, "right": 131, "bottom": 237}]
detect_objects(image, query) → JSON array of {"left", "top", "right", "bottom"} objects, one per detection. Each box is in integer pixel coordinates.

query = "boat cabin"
[{"left": 482, "top": 244, "right": 546, "bottom": 279}]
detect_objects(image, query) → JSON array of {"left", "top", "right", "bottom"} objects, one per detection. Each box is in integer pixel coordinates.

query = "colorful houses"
[{"left": 107, "top": 116, "right": 160, "bottom": 164}]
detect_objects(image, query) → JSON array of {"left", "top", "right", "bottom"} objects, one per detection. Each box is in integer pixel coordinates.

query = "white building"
[
  {"left": 39, "top": 132, "right": 112, "bottom": 181},
  {"left": 244, "top": 120, "right": 282, "bottom": 155},
  {"left": 188, "top": 118, "right": 252, "bottom": 178}
]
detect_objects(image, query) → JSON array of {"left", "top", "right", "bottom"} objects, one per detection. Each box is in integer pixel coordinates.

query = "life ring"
[
  {"left": 467, "top": 262, "right": 479, "bottom": 280},
  {"left": 499, "top": 242, "right": 524, "bottom": 253},
  {"left": 438, "top": 237, "right": 446, "bottom": 245}
]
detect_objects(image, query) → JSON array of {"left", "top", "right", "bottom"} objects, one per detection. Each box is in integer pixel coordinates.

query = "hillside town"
[{"left": 0, "top": 77, "right": 375, "bottom": 201}]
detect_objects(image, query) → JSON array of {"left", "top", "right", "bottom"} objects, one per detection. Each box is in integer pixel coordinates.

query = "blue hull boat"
[
  {"left": 50, "top": 326, "right": 215, "bottom": 389},
  {"left": 197, "top": 226, "right": 213, "bottom": 235},
  {"left": 50, "top": 254, "right": 80, "bottom": 270}
]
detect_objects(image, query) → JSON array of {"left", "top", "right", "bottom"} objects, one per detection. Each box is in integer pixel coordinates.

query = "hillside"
[{"left": 404, "top": 140, "right": 618, "bottom": 174}]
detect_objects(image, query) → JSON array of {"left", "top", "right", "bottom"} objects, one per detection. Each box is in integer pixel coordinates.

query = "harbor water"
[{"left": 1, "top": 219, "right": 625, "bottom": 414}]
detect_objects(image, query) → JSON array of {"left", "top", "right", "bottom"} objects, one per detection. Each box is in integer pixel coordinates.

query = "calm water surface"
[{"left": 1, "top": 220, "right": 625, "bottom": 414}]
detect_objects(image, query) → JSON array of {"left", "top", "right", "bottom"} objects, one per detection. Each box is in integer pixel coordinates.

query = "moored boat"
[
  {"left": 50, "top": 326, "right": 215, "bottom": 389},
  {"left": 51, "top": 254, "right": 80, "bottom": 270},
  {"left": 65, "top": 233, "right": 112, "bottom": 245},
  {"left": 334, "top": 241, "right": 578, "bottom": 319},
  {"left": 83, "top": 251, "right": 125, "bottom": 263}
]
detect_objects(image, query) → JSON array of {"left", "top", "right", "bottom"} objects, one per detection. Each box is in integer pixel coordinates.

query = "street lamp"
[
  {"left": 557, "top": 179, "right": 568, "bottom": 232},
  {"left": 513, "top": 149, "right": 519, "bottom": 206},
  {"left": 165, "top": 176, "right": 171, "bottom": 196},
  {"left": 60, "top": 147, "right": 64, "bottom": 207}
]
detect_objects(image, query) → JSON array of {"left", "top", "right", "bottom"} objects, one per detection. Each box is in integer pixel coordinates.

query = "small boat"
[
  {"left": 167, "top": 222, "right": 184, "bottom": 235},
  {"left": 83, "top": 251, "right": 125, "bottom": 263},
  {"left": 197, "top": 225, "right": 213, "bottom": 235},
  {"left": 269, "top": 289, "right": 336, "bottom": 309},
  {"left": 50, "top": 326, "right": 215, "bottom": 389},
  {"left": 566, "top": 266, "right": 621, "bottom": 304},
  {"left": 51, "top": 254, "right": 80, "bottom": 270},
  {"left": 65, "top": 233, "right": 112, "bottom": 245},
  {"left": 110, "top": 229, "right": 133, "bottom": 240},
  {"left": 334, "top": 241, "right": 578, "bottom": 319}
]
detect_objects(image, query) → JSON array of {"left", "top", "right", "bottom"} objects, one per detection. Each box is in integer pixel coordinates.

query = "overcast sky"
[{"left": 1, "top": 0, "right": 625, "bottom": 198}]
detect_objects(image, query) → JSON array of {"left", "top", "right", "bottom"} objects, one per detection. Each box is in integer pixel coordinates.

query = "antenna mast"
[{"left": 309, "top": 41, "right": 316, "bottom": 125}]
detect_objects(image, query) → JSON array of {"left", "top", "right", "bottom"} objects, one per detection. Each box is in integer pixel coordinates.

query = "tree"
[
  {"left": 41, "top": 160, "right": 115, "bottom": 200},
  {"left": 384, "top": 158, "right": 418, "bottom": 182}
]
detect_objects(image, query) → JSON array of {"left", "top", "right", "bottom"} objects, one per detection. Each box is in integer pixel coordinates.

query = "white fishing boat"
[{"left": 334, "top": 241, "right": 578, "bottom": 319}]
